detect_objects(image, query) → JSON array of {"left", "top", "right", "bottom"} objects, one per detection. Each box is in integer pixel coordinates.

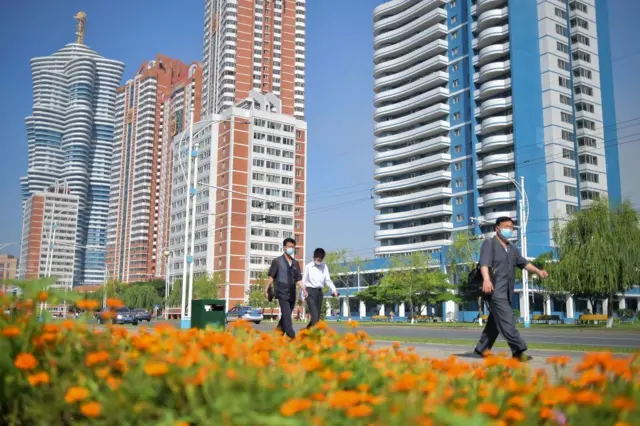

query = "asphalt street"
[{"left": 253, "top": 322, "right": 640, "bottom": 348}]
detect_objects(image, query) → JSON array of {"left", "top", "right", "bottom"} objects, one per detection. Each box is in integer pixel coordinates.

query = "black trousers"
[
  {"left": 475, "top": 296, "right": 527, "bottom": 355},
  {"left": 305, "top": 287, "right": 323, "bottom": 329},
  {"left": 276, "top": 291, "right": 296, "bottom": 339}
]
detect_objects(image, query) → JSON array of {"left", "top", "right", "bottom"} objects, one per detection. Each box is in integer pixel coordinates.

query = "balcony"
[
  {"left": 479, "top": 209, "right": 517, "bottom": 224},
  {"left": 375, "top": 204, "right": 453, "bottom": 224},
  {"left": 374, "top": 0, "right": 446, "bottom": 38},
  {"left": 475, "top": 0, "right": 508, "bottom": 15},
  {"left": 374, "top": 136, "right": 450, "bottom": 163},
  {"left": 475, "top": 78, "right": 511, "bottom": 100},
  {"left": 375, "top": 170, "right": 452, "bottom": 193},
  {"left": 476, "top": 152, "right": 515, "bottom": 170},
  {"left": 373, "top": 39, "right": 448, "bottom": 77},
  {"left": 478, "top": 191, "right": 517, "bottom": 207},
  {"left": 375, "top": 103, "right": 449, "bottom": 135},
  {"left": 374, "top": 120, "right": 449, "bottom": 149},
  {"left": 476, "top": 172, "right": 515, "bottom": 189},
  {"left": 375, "top": 71, "right": 448, "bottom": 106},
  {"left": 374, "top": 23, "right": 448, "bottom": 63},
  {"left": 474, "top": 60, "right": 511, "bottom": 84},
  {"left": 374, "top": 55, "right": 448, "bottom": 91},
  {"left": 375, "top": 87, "right": 449, "bottom": 121},
  {"left": 374, "top": 238, "right": 452, "bottom": 256},
  {"left": 374, "top": 186, "right": 452, "bottom": 209},
  {"left": 476, "top": 114, "right": 513, "bottom": 135},
  {"left": 474, "top": 42, "right": 510, "bottom": 67},
  {"left": 473, "top": 7, "right": 509, "bottom": 33},
  {"left": 475, "top": 96, "right": 512, "bottom": 118},
  {"left": 473, "top": 25, "right": 510, "bottom": 50},
  {"left": 375, "top": 221, "right": 453, "bottom": 240},
  {"left": 374, "top": 153, "right": 451, "bottom": 179}
]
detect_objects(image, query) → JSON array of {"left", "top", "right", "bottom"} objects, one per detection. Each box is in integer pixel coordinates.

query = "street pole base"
[
  {"left": 523, "top": 320, "right": 531, "bottom": 329},
  {"left": 180, "top": 318, "right": 191, "bottom": 329}
]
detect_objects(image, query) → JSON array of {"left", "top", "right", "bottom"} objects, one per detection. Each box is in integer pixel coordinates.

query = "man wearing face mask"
[
  {"left": 266, "top": 238, "right": 306, "bottom": 339},
  {"left": 303, "top": 248, "right": 338, "bottom": 329},
  {"left": 474, "top": 217, "right": 549, "bottom": 361}
]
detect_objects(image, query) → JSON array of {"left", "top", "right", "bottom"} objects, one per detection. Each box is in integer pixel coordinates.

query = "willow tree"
[{"left": 543, "top": 199, "right": 640, "bottom": 327}]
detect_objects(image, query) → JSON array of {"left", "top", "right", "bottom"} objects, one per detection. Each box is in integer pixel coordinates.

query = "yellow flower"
[
  {"left": 280, "top": 398, "right": 313, "bottom": 416},
  {"left": 80, "top": 402, "right": 102, "bottom": 417},
  {"left": 65, "top": 387, "right": 89, "bottom": 404},
  {"left": 144, "top": 362, "right": 169, "bottom": 377},
  {"left": 14, "top": 353, "right": 37, "bottom": 371}
]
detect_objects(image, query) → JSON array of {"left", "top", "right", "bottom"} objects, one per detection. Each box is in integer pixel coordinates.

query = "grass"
[{"left": 372, "top": 335, "right": 640, "bottom": 354}]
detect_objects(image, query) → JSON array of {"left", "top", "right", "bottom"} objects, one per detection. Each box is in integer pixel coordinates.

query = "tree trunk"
[
  {"left": 606, "top": 293, "right": 614, "bottom": 328},
  {"left": 410, "top": 299, "right": 415, "bottom": 324}
]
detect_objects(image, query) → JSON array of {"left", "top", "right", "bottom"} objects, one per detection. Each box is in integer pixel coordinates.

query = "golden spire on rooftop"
[{"left": 74, "top": 11, "right": 87, "bottom": 44}]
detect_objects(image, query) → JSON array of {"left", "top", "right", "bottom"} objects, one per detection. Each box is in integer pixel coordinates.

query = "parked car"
[
  {"left": 132, "top": 308, "right": 152, "bottom": 322},
  {"left": 226, "top": 306, "right": 264, "bottom": 324},
  {"left": 96, "top": 307, "right": 138, "bottom": 325}
]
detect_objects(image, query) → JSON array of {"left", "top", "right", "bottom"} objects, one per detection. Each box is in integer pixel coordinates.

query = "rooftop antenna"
[{"left": 74, "top": 12, "right": 86, "bottom": 44}]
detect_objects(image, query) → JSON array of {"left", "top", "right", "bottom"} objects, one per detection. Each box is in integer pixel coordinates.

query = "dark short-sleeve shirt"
[
  {"left": 479, "top": 237, "right": 528, "bottom": 300},
  {"left": 269, "top": 255, "right": 302, "bottom": 292}
]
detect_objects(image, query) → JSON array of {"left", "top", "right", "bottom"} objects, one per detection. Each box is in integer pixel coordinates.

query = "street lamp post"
[
  {"left": 163, "top": 249, "right": 171, "bottom": 320},
  {"left": 488, "top": 172, "right": 531, "bottom": 328}
]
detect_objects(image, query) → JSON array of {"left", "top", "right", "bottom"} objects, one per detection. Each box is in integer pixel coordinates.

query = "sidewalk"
[{"left": 372, "top": 340, "right": 595, "bottom": 376}]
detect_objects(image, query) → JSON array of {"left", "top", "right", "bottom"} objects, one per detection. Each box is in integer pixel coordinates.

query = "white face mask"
[{"left": 314, "top": 260, "right": 323, "bottom": 266}]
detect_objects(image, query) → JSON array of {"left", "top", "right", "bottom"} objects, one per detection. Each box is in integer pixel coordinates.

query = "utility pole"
[
  {"left": 180, "top": 110, "right": 195, "bottom": 329},
  {"left": 519, "top": 175, "right": 531, "bottom": 328}
]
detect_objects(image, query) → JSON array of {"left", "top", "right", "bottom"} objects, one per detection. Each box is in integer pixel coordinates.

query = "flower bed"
[{"left": 1, "top": 292, "right": 639, "bottom": 425}]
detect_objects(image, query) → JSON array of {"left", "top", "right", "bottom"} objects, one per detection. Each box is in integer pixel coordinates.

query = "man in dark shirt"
[
  {"left": 265, "top": 237, "right": 306, "bottom": 339},
  {"left": 475, "top": 217, "right": 548, "bottom": 360}
]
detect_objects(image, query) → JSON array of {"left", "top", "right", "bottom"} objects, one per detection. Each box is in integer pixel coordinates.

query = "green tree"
[
  {"left": 123, "top": 284, "right": 162, "bottom": 310},
  {"left": 320, "top": 296, "right": 341, "bottom": 320},
  {"left": 167, "top": 280, "right": 182, "bottom": 308},
  {"left": 542, "top": 199, "right": 640, "bottom": 327},
  {"left": 193, "top": 273, "right": 223, "bottom": 300},
  {"left": 446, "top": 232, "right": 482, "bottom": 319},
  {"left": 324, "top": 249, "right": 363, "bottom": 319},
  {"left": 246, "top": 271, "right": 278, "bottom": 321}
]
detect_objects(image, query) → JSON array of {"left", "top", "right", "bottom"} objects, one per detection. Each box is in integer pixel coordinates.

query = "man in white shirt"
[{"left": 302, "top": 248, "right": 338, "bottom": 329}]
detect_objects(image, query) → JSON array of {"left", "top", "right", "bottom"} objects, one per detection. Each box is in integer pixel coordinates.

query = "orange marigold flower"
[
  {"left": 391, "top": 373, "right": 418, "bottom": 392},
  {"left": 539, "top": 407, "right": 554, "bottom": 420},
  {"left": 547, "top": 355, "right": 571, "bottom": 366},
  {"left": 144, "top": 362, "right": 169, "bottom": 377},
  {"left": 339, "top": 371, "right": 353, "bottom": 381},
  {"left": 106, "top": 376, "right": 121, "bottom": 391},
  {"left": 573, "top": 390, "right": 603, "bottom": 406},
  {"left": 27, "top": 372, "right": 50, "bottom": 386},
  {"left": 85, "top": 351, "right": 110, "bottom": 367},
  {"left": 301, "top": 357, "right": 322, "bottom": 372},
  {"left": 357, "top": 383, "right": 370, "bottom": 392},
  {"left": 14, "top": 353, "right": 37, "bottom": 371},
  {"left": 477, "top": 402, "right": 500, "bottom": 417},
  {"left": 37, "top": 291, "right": 48, "bottom": 302},
  {"left": 80, "top": 401, "right": 102, "bottom": 418},
  {"left": 2, "top": 326, "right": 20, "bottom": 338},
  {"left": 348, "top": 320, "right": 359, "bottom": 328},
  {"left": 328, "top": 390, "right": 363, "bottom": 409},
  {"left": 503, "top": 408, "right": 525, "bottom": 422},
  {"left": 614, "top": 422, "right": 631, "bottom": 426},
  {"left": 315, "top": 321, "right": 328, "bottom": 330},
  {"left": 226, "top": 369, "right": 237, "bottom": 380},
  {"left": 346, "top": 404, "right": 373, "bottom": 418},
  {"left": 65, "top": 387, "right": 89, "bottom": 404},
  {"left": 106, "top": 298, "right": 124, "bottom": 309},
  {"left": 613, "top": 397, "right": 636, "bottom": 411},
  {"left": 175, "top": 422, "right": 190, "bottom": 426},
  {"left": 280, "top": 398, "right": 313, "bottom": 416}
]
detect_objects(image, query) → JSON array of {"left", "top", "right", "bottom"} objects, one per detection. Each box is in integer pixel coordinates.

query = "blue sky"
[{"left": 1, "top": 0, "right": 639, "bottom": 260}]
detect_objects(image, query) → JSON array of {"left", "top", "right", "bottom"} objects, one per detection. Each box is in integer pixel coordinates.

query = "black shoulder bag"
[{"left": 465, "top": 240, "right": 495, "bottom": 299}]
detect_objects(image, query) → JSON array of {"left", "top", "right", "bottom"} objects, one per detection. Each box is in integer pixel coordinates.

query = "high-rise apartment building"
[
  {"left": 168, "top": 91, "right": 307, "bottom": 309},
  {"left": 20, "top": 13, "right": 124, "bottom": 285},
  {"left": 201, "top": 0, "right": 306, "bottom": 120},
  {"left": 372, "top": 0, "right": 619, "bottom": 258},
  {"left": 19, "top": 187, "right": 79, "bottom": 316},
  {"left": 106, "top": 56, "right": 202, "bottom": 283},
  {"left": 0, "top": 254, "right": 18, "bottom": 291}
]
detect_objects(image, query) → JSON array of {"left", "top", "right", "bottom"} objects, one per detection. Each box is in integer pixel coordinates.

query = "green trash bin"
[{"left": 191, "top": 299, "right": 226, "bottom": 330}]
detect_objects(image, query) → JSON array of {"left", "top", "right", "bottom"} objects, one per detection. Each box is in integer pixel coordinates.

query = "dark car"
[
  {"left": 132, "top": 308, "right": 152, "bottom": 322},
  {"left": 96, "top": 307, "right": 138, "bottom": 325},
  {"left": 226, "top": 306, "right": 264, "bottom": 324}
]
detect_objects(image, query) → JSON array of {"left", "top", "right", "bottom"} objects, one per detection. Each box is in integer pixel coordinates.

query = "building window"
[
  {"left": 573, "top": 67, "right": 592, "bottom": 80},
  {"left": 572, "top": 34, "right": 591, "bottom": 47},
  {"left": 557, "top": 41, "right": 569, "bottom": 54},
  {"left": 559, "top": 76, "right": 571, "bottom": 88},
  {"left": 555, "top": 7, "right": 567, "bottom": 19},
  {"left": 451, "top": 15, "right": 458, "bottom": 24},
  {"left": 581, "top": 190, "right": 600, "bottom": 200},
  {"left": 576, "top": 102, "right": 595, "bottom": 113},
  {"left": 454, "top": 161, "right": 462, "bottom": 171},
  {"left": 452, "top": 63, "right": 459, "bottom": 72},
  {"left": 566, "top": 204, "right": 579, "bottom": 214},
  {"left": 557, "top": 59, "right": 570, "bottom": 71},
  {"left": 580, "top": 172, "right": 599, "bottom": 183},
  {"left": 579, "top": 154, "right": 598, "bottom": 165},
  {"left": 453, "top": 112, "right": 461, "bottom": 120},
  {"left": 456, "top": 214, "right": 464, "bottom": 222},
  {"left": 451, "top": 31, "right": 458, "bottom": 40},
  {"left": 578, "top": 136, "right": 597, "bottom": 148},
  {"left": 570, "top": 17, "right": 589, "bottom": 29},
  {"left": 574, "top": 84, "right": 593, "bottom": 96},
  {"left": 455, "top": 145, "right": 462, "bottom": 153},
  {"left": 455, "top": 178, "right": 463, "bottom": 187},
  {"left": 570, "top": 1, "right": 588, "bottom": 13},
  {"left": 452, "top": 95, "right": 461, "bottom": 104},
  {"left": 556, "top": 24, "right": 568, "bottom": 37},
  {"left": 453, "top": 79, "right": 460, "bottom": 88},
  {"left": 452, "top": 47, "right": 459, "bottom": 56},
  {"left": 561, "top": 112, "right": 573, "bottom": 123},
  {"left": 563, "top": 167, "right": 576, "bottom": 178},
  {"left": 559, "top": 94, "right": 572, "bottom": 106},
  {"left": 577, "top": 119, "right": 596, "bottom": 130},
  {"left": 565, "top": 185, "right": 578, "bottom": 197},
  {"left": 455, "top": 196, "right": 463, "bottom": 205},
  {"left": 453, "top": 129, "right": 461, "bottom": 137},
  {"left": 561, "top": 130, "right": 574, "bottom": 142},
  {"left": 562, "top": 148, "right": 576, "bottom": 160}
]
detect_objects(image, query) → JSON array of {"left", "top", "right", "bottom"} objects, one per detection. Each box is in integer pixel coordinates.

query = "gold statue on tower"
[{"left": 74, "top": 12, "right": 86, "bottom": 44}]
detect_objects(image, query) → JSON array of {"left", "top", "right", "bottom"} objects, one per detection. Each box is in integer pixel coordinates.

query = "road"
[{"left": 252, "top": 322, "right": 640, "bottom": 349}]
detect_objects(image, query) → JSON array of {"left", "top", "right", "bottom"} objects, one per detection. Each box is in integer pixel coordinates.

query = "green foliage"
[
  {"left": 543, "top": 199, "right": 640, "bottom": 324},
  {"left": 323, "top": 250, "right": 364, "bottom": 318},
  {"left": 122, "top": 284, "right": 162, "bottom": 310},
  {"left": 167, "top": 280, "right": 182, "bottom": 307},
  {"left": 193, "top": 273, "right": 223, "bottom": 300}
]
